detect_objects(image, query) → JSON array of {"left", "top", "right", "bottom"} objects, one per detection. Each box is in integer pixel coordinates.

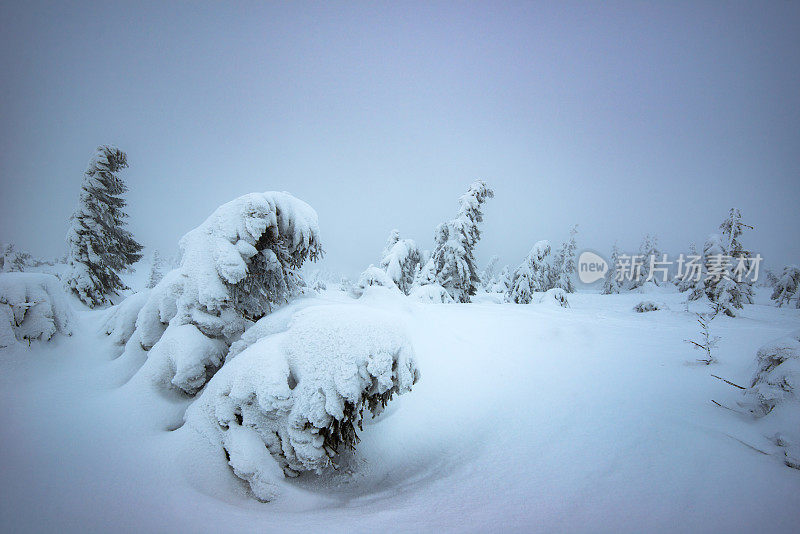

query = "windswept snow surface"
[{"left": 1, "top": 287, "right": 799, "bottom": 532}]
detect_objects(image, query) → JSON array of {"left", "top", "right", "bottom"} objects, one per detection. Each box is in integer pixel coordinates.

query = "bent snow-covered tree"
[
  {"left": 118, "top": 192, "right": 321, "bottom": 395},
  {"left": 379, "top": 230, "right": 420, "bottom": 295},
  {"left": 65, "top": 146, "right": 143, "bottom": 306},
  {"left": 425, "top": 180, "right": 494, "bottom": 303}
]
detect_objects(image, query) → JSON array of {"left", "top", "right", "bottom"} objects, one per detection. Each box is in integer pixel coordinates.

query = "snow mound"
[
  {"left": 633, "top": 300, "right": 667, "bottom": 313},
  {"left": 350, "top": 265, "right": 398, "bottom": 298},
  {"left": 739, "top": 330, "right": 800, "bottom": 469},
  {"left": 110, "top": 192, "right": 321, "bottom": 394},
  {"left": 0, "top": 273, "right": 74, "bottom": 347},
  {"left": 539, "top": 288, "right": 569, "bottom": 308},
  {"left": 185, "top": 305, "right": 419, "bottom": 501},
  {"left": 101, "top": 290, "right": 151, "bottom": 345},
  {"left": 409, "top": 283, "right": 454, "bottom": 303}
]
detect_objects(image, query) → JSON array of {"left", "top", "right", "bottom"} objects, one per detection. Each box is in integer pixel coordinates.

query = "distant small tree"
[
  {"left": 675, "top": 242, "right": 701, "bottom": 294},
  {"left": 481, "top": 255, "right": 500, "bottom": 290},
  {"left": 146, "top": 250, "right": 164, "bottom": 289},
  {"left": 65, "top": 146, "right": 143, "bottom": 306},
  {"left": 507, "top": 241, "right": 551, "bottom": 304},
  {"left": 601, "top": 242, "right": 623, "bottom": 295},
  {"left": 551, "top": 225, "right": 578, "bottom": 293},
  {"left": 636, "top": 233, "right": 662, "bottom": 286}
]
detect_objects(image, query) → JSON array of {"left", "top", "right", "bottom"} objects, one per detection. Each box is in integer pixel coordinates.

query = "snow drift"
[
  {"left": 0, "top": 272, "right": 74, "bottom": 347},
  {"left": 185, "top": 305, "right": 420, "bottom": 501}
]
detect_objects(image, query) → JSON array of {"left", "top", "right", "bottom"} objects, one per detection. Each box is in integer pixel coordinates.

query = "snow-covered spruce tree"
[
  {"left": 675, "top": 242, "right": 701, "bottom": 294},
  {"left": 379, "top": 230, "right": 420, "bottom": 295},
  {"left": 426, "top": 180, "right": 494, "bottom": 303},
  {"left": 697, "top": 234, "right": 739, "bottom": 316},
  {"left": 636, "top": 233, "right": 663, "bottom": 286},
  {"left": 481, "top": 255, "right": 500, "bottom": 290},
  {"left": 720, "top": 208, "right": 755, "bottom": 304},
  {"left": 772, "top": 265, "right": 800, "bottom": 308},
  {"left": 108, "top": 192, "right": 322, "bottom": 395},
  {"left": 601, "top": 243, "right": 623, "bottom": 294},
  {"left": 551, "top": 225, "right": 578, "bottom": 293},
  {"left": 698, "top": 210, "right": 754, "bottom": 316},
  {"left": 65, "top": 146, "right": 143, "bottom": 307},
  {"left": 492, "top": 265, "right": 513, "bottom": 294},
  {"left": 146, "top": 250, "right": 164, "bottom": 289},
  {"left": 507, "top": 240, "right": 551, "bottom": 304}
]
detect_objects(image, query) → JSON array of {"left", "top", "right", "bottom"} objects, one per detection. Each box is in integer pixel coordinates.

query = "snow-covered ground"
[{"left": 1, "top": 286, "right": 799, "bottom": 533}]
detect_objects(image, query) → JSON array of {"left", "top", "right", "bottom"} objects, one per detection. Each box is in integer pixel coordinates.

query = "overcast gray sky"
[{"left": 1, "top": 1, "right": 798, "bottom": 276}]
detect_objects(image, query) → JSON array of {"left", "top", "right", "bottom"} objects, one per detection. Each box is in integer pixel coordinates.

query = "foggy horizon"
[{"left": 1, "top": 1, "right": 799, "bottom": 277}]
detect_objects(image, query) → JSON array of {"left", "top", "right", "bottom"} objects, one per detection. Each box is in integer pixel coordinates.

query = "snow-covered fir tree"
[
  {"left": 551, "top": 225, "right": 578, "bottom": 293},
  {"left": 481, "top": 255, "right": 500, "bottom": 290},
  {"left": 426, "top": 180, "right": 494, "bottom": 303},
  {"left": 492, "top": 265, "right": 512, "bottom": 294},
  {"left": 65, "top": 146, "right": 144, "bottom": 307},
  {"left": 379, "top": 229, "right": 420, "bottom": 295},
  {"left": 507, "top": 240, "right": 551, "bottom": 304},
  {"left": 697, "top": 209, "right": 754, "bottom": 316},
  {"left": 601, "top": 242, "right": 623, "bottom": 294},
  {"left": 637, "top": 233, "right": 663, "bottom": 286},
  {"left": 719, "top": 208, "right": 755, "bottom": 304},
  {"left": 146, "top": 250, "right": 164, "bottom": 289},
  {"left": 771, "top": 265, "right": 800, "bottom": 308},
  {"left": 675, "top": 242, "right": 701, "bottom": 294},
  {"left": 697, "top": 234, "right": 737, "bottom": 316}
]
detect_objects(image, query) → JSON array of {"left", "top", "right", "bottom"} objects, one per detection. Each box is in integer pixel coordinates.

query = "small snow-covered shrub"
[
  {"left": 741, "top": 331, "right": 800, "bottom": 417},
  {"left": 350, "top": 265, "right": 398, "bottom": 298},
  {"left": 409, "top": 283, "right": 454, "bottom": 303},
  {"left": 540, "top": 287, "right": 569, "bottom": 308},
  {"left": 107, "top": 192, "right": 321, "bottom": 394},
  {"left": 0, "top": 273, "right": 74, "bottom": 347},
  {"left": 633, "top": 300, "right": 666, "bottom": 313},
  {"left": 185, "top": 305, "right": 419, "bottom": 501},
  {"left": 738, "top": 331, "right": 800, "bottom": 469}
]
